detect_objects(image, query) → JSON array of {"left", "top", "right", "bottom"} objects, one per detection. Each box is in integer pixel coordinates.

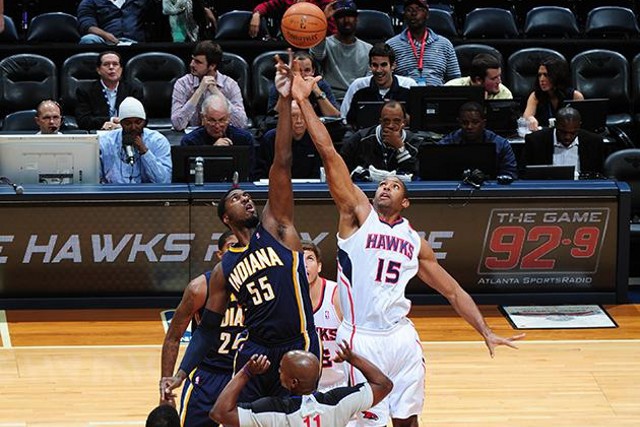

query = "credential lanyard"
[{"left": 407, "top": 29, "right": 427, "bottom": 78}]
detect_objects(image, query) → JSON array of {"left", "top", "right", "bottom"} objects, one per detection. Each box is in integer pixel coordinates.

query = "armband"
[{"left": 178, "top": 309, "right": 223, "bottom": 374}]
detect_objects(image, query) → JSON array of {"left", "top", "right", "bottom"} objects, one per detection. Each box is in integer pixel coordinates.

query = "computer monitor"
[
  {"left": 353, "top": 101, "right": 406, "bottom": 129},
  {"left": 171, "top": 145, "right": 251, "bottom": 183},
  {"left": 485, "top": 99, "right": 521, "bottom": 137},
  {"left": 561, "top": 98, "right": 608, "bottom": 133},
  {"left": 0, "top": 134, "right": 100, "bottom": 184},
  {"left": 418, "top": 143, "right": 497, "bottom": 181},
  {"left": 524, "top": 165, "right": 575, "bottom": 180},
  {"left": 408, "top": 86, "right": 484, "bottom": 133}
]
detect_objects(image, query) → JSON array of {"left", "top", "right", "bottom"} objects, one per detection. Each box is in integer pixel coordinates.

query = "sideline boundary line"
[{"left": 0, "top": 339, "right": 639, "bottom": 351}]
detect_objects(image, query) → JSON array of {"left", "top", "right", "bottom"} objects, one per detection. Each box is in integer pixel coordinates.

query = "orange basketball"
[{"left": 280, "top": 2, "right": 327, "bottom": 49}]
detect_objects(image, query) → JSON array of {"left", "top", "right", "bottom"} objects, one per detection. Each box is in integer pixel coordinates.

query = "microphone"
[
  {"left": 0, "top": 176, "right": 24, "bottom": 195},
  {"left": 122, "top": 133, "right": 136, "bottom": 166}
]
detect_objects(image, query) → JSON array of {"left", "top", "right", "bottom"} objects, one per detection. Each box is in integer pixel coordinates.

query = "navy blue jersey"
[
  {"left": 192, "top": 271, "right": 246, "bottom": 372},
  {"left": 221, "top": 224, "right": 315, "bottom": 345}
]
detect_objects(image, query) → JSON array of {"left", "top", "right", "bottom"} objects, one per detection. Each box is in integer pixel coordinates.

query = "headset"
[{"left": 462, "top": 169, "right": 487, "bottom": 189}]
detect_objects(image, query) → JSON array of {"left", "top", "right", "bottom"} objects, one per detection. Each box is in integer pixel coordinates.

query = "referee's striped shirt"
[{"left": 386, "top": 28, "right": 461, "bottom": 86}]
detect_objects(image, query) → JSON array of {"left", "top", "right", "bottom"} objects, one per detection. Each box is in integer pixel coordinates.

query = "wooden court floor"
[{"left": 1, "top": 304, "right": 639, "bottom": 426}]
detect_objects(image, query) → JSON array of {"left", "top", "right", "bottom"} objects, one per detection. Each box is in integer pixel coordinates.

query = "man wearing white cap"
[{"left": 99, "top": 97, "right": 172, "bottom": 184}]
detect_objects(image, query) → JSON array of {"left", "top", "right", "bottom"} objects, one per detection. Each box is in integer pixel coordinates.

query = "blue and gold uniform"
[
  {"left": 221, "top": 224, "right": 320, "bottom": 400},
  {"left": 179, "top": 271, "right": 246, "bottom": 427}
]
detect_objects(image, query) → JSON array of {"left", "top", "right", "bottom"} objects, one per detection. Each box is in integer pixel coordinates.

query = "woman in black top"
[{"left": 523, "top": 57, "right": 583, "bottom": 131}]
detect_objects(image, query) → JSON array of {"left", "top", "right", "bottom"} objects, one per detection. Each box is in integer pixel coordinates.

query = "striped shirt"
[{"left": 386, "top": 28, "right": 460, "bottom": 86}]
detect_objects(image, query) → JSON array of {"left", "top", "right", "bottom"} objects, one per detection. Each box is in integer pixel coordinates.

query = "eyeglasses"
[{"left": 203, "top": 117, "right": 229, "bottom": 126}]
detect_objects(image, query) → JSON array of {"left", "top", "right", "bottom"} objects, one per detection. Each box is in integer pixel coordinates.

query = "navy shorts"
[
  {"left": 235, "top": 331, "right": 320, "bottom": 402},
  {"left": 180, "top": 367, "right": 232, "bottom": 427}
]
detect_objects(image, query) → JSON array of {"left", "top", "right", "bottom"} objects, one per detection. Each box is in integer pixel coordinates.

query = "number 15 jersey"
[{"left": 337, "top": 207, "right": 421, "bottom": 331}]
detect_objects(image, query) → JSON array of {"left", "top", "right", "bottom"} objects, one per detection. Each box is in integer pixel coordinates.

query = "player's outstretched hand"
[
  {"left": 291, "top": 68, "right": 322, "bottom": 103},
  {"left": 160, "top": 373, "right": 186, "bottom": 403},
  {"left": 244, "top": 354, "right": 270, "bottom": 376},
  {"left": 333, "top": 340, "right": 353, "bottom": 363},
  {"left": 274, "top": 49, "right": 293, "bottom": 98},
  {"left": 484, "top": 331, "right": 526, "bottom": 358}
]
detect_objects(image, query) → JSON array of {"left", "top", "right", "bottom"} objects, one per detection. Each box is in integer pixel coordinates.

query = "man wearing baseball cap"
[
  {"left": 386, "top": 0, "right": 460, "bottom": 86},
  {"left": 310, "top": 0, "right": 372, "bottom": 99},
  {"left": 98, "top": 97, "right": 172, "bottom": 184}
]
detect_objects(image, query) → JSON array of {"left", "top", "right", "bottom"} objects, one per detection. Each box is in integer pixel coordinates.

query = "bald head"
[{"left": 280, "top": 350, "right": 320, "bottom": 395}]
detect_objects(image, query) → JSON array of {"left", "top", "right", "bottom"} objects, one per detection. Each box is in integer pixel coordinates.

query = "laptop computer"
[
  {"left": 485, "top": 99, "right": 520, "bottom": 137},
  {"left": 418, "top": 143, "right": 497, "bottom": 181},
  {"left": 354, "top": 101, "right": 385, "bottom": 129},
  {"left": 561, "top": 98, "right": 608, "bottom": 133},
  {"left": 524, "top": 165, "right": 575, "bottom": 180}
]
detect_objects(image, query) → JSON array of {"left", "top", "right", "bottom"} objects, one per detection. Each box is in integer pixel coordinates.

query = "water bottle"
[{"left": 194, "top": 157, "right": 204, "bottom": 186}]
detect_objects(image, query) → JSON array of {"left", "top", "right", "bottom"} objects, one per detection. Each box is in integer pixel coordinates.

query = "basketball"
[{"left": 280, "top": 2, "right": 327, "bottom": 49}]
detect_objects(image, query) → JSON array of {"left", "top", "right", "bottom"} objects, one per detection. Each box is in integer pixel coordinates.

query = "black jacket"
[
  {"left": 521, "top": 127, "right": 605, "bottom": 176},
  {"left": 75, "top": 80, "right": 143, "bottom": 130},
  {"left": 340, "top": 126, "right": 421, "bottom": 180}
]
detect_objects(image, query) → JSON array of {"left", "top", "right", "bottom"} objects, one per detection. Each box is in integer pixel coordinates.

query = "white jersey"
[
  {"left": 337, "top": 207, "right": 420, "bottom": 330},
  {"left": 313, "top": 278, "right": 346, "bottom": 391}
]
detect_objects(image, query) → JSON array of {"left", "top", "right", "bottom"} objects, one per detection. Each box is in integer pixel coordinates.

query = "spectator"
[
  {"left": 99, "top": 97, "right": 172, "bottom": 184},
  {"left": 255, "top": 100, "right": 322, "bottom": 179},
  {"left": 267, "top": 51, "right": 340, "bottom": 119},
  {"left": 77, "top": 0, "right": 151, "bottom": 44},
  {"left": 34, "top": 100, "right": 63, "bottom": 134},
  {"left": 523, "top": 57, "right": 584, "bottom": 131},
  {"left": 439, "top": 102, "right": 518, "bottom": 178},
  {"left": 302, "top": 240, "right": 346, "bottom": 392},
  {"left": 386, "top": 0, "right": 460, "bottom": 85},
  {"left": 250, "top": 0, "right": 337, "bottom": 38},
  {"left": 210, "top": 342, "right": 392, "bottom": 427},
  {"left": 162, "top": 0, "right": 216, "bottom": 42},
  {"left": 521, "top": 106, "right": 604, "bottom": 179},
  {"left": 341, "top": 43, "right": 416, "bottom": 130},
  {"left": 180, "top": 95, "right": 256, "bottom": 174},
  {"left": 310, "top": 1, "right": 372, "bottom": 99},
  {"left": 146, "top": 404, "right": 180, "bottom": 427},
  {"left": 171, "top": 41, "right": 248, "bottom": 131},
  {"left": 75, "top": 51, "right": 143, "bottom": 131},
  {"left": 340, "top": 100, "right": 421, "bottom": 180},
  {"left": 445, "top": 53, "right": 513, "bottom": 100}
]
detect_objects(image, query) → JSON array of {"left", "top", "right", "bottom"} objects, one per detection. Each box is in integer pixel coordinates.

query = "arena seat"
[
  {"left": 0, "top": 54, "right": 57, "bottom": 117},
  {"left": 571, "top": 49, "right": 631, "bottom": 127},
  {"left": 251, "top": 50, "right": 288, "bottom": 126},
  {"left": 124, "top": 52, "right": 186, "bottom": 130},
  {"left": 2, "top": 109, "right": 38, "bottom": 132},
  {"left": 425, "top": 8, "right": 458, "bottom": 39},
  {"left": 0, "top": 16, "right": 20, "bottom": 42},
  {"left": 60, "top": 52, "right": 100, "bottom": 129},
  {"left": 218, "top": 52, "right": 251, "bottom": 125},
  {"left": 584, "top": 7, "right": 640, "bottom": 39},
  {"left": 355, "top": 10, "right": 395, "bottom": 40},
  {"left": 454, "top": 44, "right": 503, "bottom": 80},
  {"left": 524, "top": 6, "right": 580, "bottom": 38},
  {"left": 462, "top": 8, "right": 519, "bottom": 39},
  {"left": 215, "top": 10, "right": 269, "bottom": 40},
  {"left": 506, "top": 47, "right": 565, "bottom": 101},
  {"left": 26, "top": 12, "right": 80, "bottom": 43}
]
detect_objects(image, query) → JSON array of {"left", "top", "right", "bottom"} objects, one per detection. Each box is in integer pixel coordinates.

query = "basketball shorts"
[
  {"left": 337, "top": 319, "right": 425, "bottom": 426},
  {"left": 180, "top": 367, "right": 232, "bottom": 427}
]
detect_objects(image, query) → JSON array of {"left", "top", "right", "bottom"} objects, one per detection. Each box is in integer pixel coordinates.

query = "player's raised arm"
[
  {"left": 261, "top": 51, "right": 300, "bottom": 249},
  {"left": 415, "top": 238, "right": 525, "bottom": 357},
  {"left": 291, "top": 73, "right": 370, "bottom": 236}
]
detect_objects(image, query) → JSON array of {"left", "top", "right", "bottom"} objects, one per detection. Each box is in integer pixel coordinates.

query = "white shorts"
[{"left": 337, "top": 319, "right": 425, "bottom": 426}]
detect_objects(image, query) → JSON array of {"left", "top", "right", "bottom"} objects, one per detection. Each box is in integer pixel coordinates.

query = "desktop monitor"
[
  {"left": 353, "top": 100, "right": 406, "bottom": 129},
  {"left": 171, "top": 145, "right": 251, "bottom": 183},
  {"left": 408, "top": 86, "right": 484, "bottom": 133},
  {"left": 561, "top": 98, "right": 608, "bottom": 133},
  {"left": 0, "top": 134, "right": 100, "bottom": 184},
  {"left": 418, "top": 143, "right": 497, "bottom": 181},
  {"left": 485, "top": 98, "right": 521, "bottom": 137},
  {"left": 524, "top": 165, "right": 575, "bottom": 180}
]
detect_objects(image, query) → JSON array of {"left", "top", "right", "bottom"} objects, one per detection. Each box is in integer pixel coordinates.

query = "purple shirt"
[{"left": 171, "top": 72, "right": 248, "bottom": 131}]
